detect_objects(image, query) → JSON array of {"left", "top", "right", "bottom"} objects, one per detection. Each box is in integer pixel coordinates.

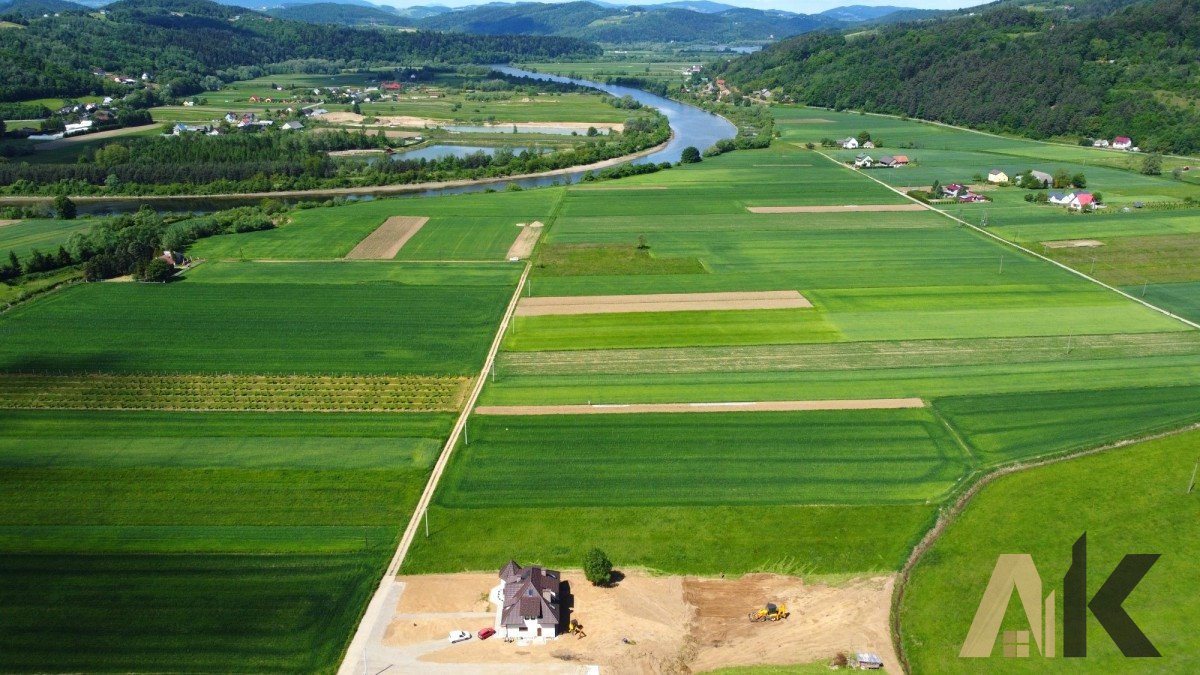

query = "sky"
[{"left": 381, "top": 0, "right": 986, "bottom": 12}]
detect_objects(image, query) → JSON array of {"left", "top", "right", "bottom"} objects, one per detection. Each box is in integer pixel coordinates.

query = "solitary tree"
[
  {"left": 1141, "top": 153, "right": 1163, "bottom": 176},
  {"left": 583, "top": 548, "right": 613, "bottom": 586},
  {"left": 139, "top": 258, "right": 175, "bottom": 283},
  {"left": 1071, "top": 173, "right": 1087, "bottom": 189},
  {"left": 54, "top": 195, "right": 76, "bottom": 220},
  {"left": 680, "top": 146, "right": 702, "bottom": 164}
]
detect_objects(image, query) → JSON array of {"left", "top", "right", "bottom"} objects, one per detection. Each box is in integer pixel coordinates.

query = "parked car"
[
  {"left": 478, "top": 627, "right": 496, "bottom": 640},
  {"left": 448, "top": 630, "right": 472, "bottom": 644}
]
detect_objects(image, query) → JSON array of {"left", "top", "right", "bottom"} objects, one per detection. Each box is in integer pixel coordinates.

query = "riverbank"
[{"left": 0, "top": 136, "right": 671, "bottom": 207}]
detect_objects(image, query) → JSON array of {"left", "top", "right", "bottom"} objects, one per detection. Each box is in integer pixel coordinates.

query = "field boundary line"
[
  {"left": 336, "top": 263, "right": 531, "bottom": 675},
  {"left": 889, "top": 420, "right": 1200, "bottom": 674},
  {"left": 929, "top": 404, "right": 979, "bottom": 466},
  {"left": 476, "top": 398, "right": 925, "bottom": 415},
  {"left": 812, "top": 150, "right": 1200, "bottom": 331}
]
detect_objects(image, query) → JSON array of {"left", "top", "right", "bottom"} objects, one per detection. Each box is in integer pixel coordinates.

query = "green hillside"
[
  {"left": 0, "top": 0, "right": 600, "bottom": 101},
  {"left": 714, "top": 0, "right": 1200, "bottom": 154}
]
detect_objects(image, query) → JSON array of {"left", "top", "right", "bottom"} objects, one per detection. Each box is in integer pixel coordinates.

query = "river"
[{"left": 42, "top": 66, "right": 735, "bottom": 216}]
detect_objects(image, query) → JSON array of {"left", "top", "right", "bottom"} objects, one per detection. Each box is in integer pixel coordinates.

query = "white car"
[{"left": 448, "top": 630, "right": 472, "bottom": 644}]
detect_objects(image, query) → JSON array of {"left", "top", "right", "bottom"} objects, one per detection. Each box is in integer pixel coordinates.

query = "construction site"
[{"left": 360, "top": 568, "right": 898, "bottom": 673}]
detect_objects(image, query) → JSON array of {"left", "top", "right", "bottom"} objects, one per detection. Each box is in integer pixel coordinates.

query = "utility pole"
[
  {"left": 425, "top": 507, "right": 430, "bottom": 537},
  {"left": 998, "top": 255, "right": 1004, "bottom": 275}
]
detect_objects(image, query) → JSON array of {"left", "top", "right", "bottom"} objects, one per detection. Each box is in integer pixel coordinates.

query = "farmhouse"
[
  {"left": 281, "top": 121, "right": 304, "bottom": 131},
  {"left": 854, "top": 154, "right": 874, "bottom": 168},
  {"left": 862, "top": 140, "right": 875, "bottom": 149},
  {"left": 490, "top": 560, "right": 562, "bottom": 639},
  {"left": 987, "top": 169, "right": 1008, "bottom": 184},
  {"left": 1112, "top": 136, "right": 1133, "bottom": 150},
  {"left": 893, "top": 155, "right": 910, "bottom": 165},
  {"left": 1024, "top": 170, "right": 1053, "bottom": 187},
  {"left": 1092, "top": 139, "right": 1110, "bottom": 148},
  {"left": 1067, "top": 192, "right": 1096, "bottom": 210},
  {"left": 1048, "top": 191, "right": 1073, "bottom": 205},
  {"left": 838, "top": 137, "right": 859, "bottom": 149},
  {"left": 877, "top": 155, "right": 900, "bottom": 168},
  {"left": 942, "top": 183, "right": 968, "bottom": 198}
]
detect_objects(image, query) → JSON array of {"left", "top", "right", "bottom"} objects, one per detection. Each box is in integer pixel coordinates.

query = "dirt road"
[{"left": 32, "top": 124, "right": 157, "bottom": 151}]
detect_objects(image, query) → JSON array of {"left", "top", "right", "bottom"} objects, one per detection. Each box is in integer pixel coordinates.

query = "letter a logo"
[{"left": 960, "top": 554, "right": 1056, "bottom": 658}]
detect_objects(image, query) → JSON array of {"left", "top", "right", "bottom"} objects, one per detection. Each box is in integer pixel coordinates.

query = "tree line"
[{"left": 0, "top": 114, "right": 671, "bottom": 196}]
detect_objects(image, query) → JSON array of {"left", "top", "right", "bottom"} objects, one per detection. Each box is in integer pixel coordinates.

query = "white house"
[
  {"left": 987, "top": 169, "right": 1009, "bottom": 184},
  {"left": 1112, "top": 136, "right": 1133, "bottom": 150},
  {"left": 281, "top": 121, "right": 304, "bottom": 131},
  {"left": 1048, "top": 191, "right": 1073, "bottom": 205},
  {"left": 1067, "top": 192, "right": 1096, "bottom": 210},
  {"left": 854, "top": 154, "right": 874, "bottom": 168},
  {"left": 490, "top": 560, "right": 562, "bottom": 640},
  {"left": 63, "top": 120, "right": 94, "bottom": 136},
  {"left": 838, "top": 137, "right": 859, "bottom": 149},
  {"left": 862, "top": 140, "right": 875, "bottom": 149}
]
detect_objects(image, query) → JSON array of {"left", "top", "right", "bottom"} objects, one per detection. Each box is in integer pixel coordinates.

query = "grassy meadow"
[{"left": 900, "top": 428, "right": 1200, "bottom": 673}]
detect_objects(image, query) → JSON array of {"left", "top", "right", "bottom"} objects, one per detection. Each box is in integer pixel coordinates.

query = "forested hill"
[
  {"left": 713, "top": 0, "right": 1200, "bottom": 154},
  {"left": 0, "top": 0, "right": 600, "bottom": 101},
  {"left": 267, "top": 2, "right": 410, "bottom": 26},
  {"left": 414, "top": 1, "right": 842, "bottom": 43}
]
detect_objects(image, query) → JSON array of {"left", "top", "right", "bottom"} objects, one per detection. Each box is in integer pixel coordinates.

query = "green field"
[
  {"left": 0, "top": 218, "right": 93, "bottom": 262},
  {"left": 900, "top": 428, "right": 1200, "bottom": 673},
  {"left": 190, "top": 189, "right": 563, "bottom": 260},
  {"left": 0, "top": 262, "right": 518, "bottom": 374},
  {"left": 411, "top": 110, "right": 1200, "bottom": 588},
  {"left": 0, "top": 409, "right": 450, "bottom": 671}
]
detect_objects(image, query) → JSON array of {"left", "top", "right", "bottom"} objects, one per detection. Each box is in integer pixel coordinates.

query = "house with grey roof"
[{"left": 490, "top": 560, "right": 562, "bottom": 639}]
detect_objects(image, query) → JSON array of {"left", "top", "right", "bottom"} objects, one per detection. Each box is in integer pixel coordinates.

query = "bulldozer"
[
  {"left": 567, "top": 618, "right": 587, "bottom": 639},
  {"left": 748, "top": 603, "right": 789, "bottom": 622}
]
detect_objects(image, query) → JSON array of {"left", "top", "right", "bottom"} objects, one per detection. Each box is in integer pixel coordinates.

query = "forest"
[
  {"left": 712, "top": 0, "right": 1200, "bottom": 154},
  {"left": 0, "top": 0, "right": 601, "bottom": 102}
]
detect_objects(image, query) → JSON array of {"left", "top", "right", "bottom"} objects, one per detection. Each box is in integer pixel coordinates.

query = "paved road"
[{"left": 32, "top": 124, "right": 158, "bottom": 151}]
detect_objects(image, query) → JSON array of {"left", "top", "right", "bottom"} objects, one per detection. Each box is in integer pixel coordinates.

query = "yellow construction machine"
[
  {"left": 567, "top": 618, "right": 587, "bottom": 638},
  {"left": 748, "top": 603, "right": 789, "bottom": 622}
]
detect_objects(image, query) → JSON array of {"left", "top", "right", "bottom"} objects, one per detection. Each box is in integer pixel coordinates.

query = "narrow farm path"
[
  {"left": 337, "top": 262, "right": 532, "bottom": 675},
  {"left": 812, "top": 150, "right": 1200, "bottom": 331}
]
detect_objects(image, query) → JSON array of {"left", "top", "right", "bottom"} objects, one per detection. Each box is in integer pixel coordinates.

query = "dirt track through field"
[
  {"left": 476, "top": 398, "right": 925, "bottom": 415},
  {"left": 1042, "top": 239, "right": 1105, "bottom": 248},
  {"left": 515, "top": 290, "right": 811, "bottom": 316},
  {"left": 0, "top": 219, "right": 18, "bottom": 227},
  {"left": 346, "top": 216, "right": 429, "bottom": 259},
  {"left": 506, "top": 222, "right": 543, "bottom": 260},
  {"left": 570, "top": 186, "right": 668, "bottom": 191},
  {"left": 747, "top": 204, "right": 926, "bottom": 213}
]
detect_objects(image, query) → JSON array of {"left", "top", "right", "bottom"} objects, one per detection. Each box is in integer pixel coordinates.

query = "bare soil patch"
[
  {"left": 747, "top": 204, "right": 926, "bottom": 214},
  {"left": 506, "top": 221, "right": 544, "bottom": 260},
  {"left": 397, "top": 574, "right": 495, "bottom": 614},
  {"left": 383, "top": 571, "right": 898, "bottom": 673},
  {"left": 475, "top": 398, "right": 925, "bottom": 416},
  {"left": 787, "top": 118, "right": 836, "bottom": 124},
  {"left": 1042, "top": 239, "right": 1105, "bottom": 249},
  {"left": 0, "top": 219, "right": 19, "bottom": 227},
  {"left": 346, "top": 216, "right": 429, "bottom": 259},
  {"left": 515, "top": 291, "right": 811, "bottom": 317}
]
